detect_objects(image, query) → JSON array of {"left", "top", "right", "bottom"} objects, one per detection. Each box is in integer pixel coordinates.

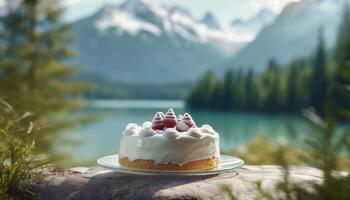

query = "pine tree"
[
  {"left": 286, "top": 62, "right": 299, "bottom": 112},
  {"left": 264, "top": 60, "right": 281, "bottom": 112},
  {"left": 235, "top": 69, "right": 245, "bottom": 109},
  {"left": 0, "top": 0, "right": 91, "bottom": 154},
  {"left": 187, "top": 71, "right": 219, "bottom": 109},
  {"left": 333, "top": 2, "right": 350, "bottom": 115},
  {"left": 222, "top": 70, "right": 235, "bottom": 110},
  {"left": 244, "top": 69, "right": 255, "bottom": 110},
  {"left": 210, "top": 81, "right": 223, "bottom": 110},
  {"left": 310, "top": 29, "right": 328, "bottom": 114}
]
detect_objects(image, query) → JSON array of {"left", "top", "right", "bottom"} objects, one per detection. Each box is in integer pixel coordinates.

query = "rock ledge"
[{"left": 32, "top": 165, "right": 324, "bottom": 200}]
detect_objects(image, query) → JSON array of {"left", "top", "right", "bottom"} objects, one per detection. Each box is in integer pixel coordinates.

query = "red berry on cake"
[
  {"left": 162, "top": 108, "right": 177, "bottom": 128},
  {"left": 182, "top": 113, "right": 196, "bottom": 128},
  {"left": 151, "top": 112, "right": 164, "bottom": 130},
  {"left": 159, "top": 112, "right": 165, "bottom": 118}
]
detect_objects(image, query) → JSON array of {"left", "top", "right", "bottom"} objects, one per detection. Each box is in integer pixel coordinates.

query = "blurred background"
[{"left": 0, "top": 0, "right": 349, "bottom": 169}]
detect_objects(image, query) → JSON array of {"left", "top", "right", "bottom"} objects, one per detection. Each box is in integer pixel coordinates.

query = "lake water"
[{"left": 58, "top": 100, "right": 310, "bottom": 166}]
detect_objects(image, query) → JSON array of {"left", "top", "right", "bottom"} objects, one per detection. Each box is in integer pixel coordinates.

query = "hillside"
[{"left": 230, "top": 0, "right": 343, "bottom": 71}]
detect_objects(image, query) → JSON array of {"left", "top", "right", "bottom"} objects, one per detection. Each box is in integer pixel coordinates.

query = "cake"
[{"left": 118, "top": 108, "right": 220, "bottom": 171}]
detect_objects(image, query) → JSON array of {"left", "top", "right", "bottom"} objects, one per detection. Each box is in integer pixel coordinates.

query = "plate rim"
[{"left": 96, "top": 154, "right": 244, "bottom": 175}]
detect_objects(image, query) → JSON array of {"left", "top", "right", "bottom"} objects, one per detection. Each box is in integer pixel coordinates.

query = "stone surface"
[{"left": 31, "top": 165, "right": 325, "bottom": 200}]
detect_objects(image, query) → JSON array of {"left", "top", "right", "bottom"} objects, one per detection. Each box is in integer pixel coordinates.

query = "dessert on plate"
[{"left": 118, "top": 108, "right": 220, "bottom": 171}]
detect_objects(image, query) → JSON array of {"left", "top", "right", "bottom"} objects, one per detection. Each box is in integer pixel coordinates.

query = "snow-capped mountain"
[
  {"left": 94, "top": 0, "right": 247, "bottom": 54},
  {"left": 201, "top": 12, "right": 221, "bottom": 29},
  {"left": 166, "top": 5, "right": 192, "bottom": 18},
  {"left": 230, "top": 0, "right": 345, "bottom": 71},
  {"left": 71, "top": 0, "right": 274, "bottom": 83},
  {"left": 230, "top": 8, "right": 275, "bottom": 42}
]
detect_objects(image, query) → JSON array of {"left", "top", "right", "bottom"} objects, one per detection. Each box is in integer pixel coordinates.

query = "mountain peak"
[
  {"left": 167, "top": 5, "right": 192, "bottom": 17},
  {"left": 93, "top": 0, "right": 249, "bottom": 54},
  {"left": 231, "top": 7, "right": 275, "bottom": 26},
  {"left": 254, "top": 7, "right": 275, "bottom": 23},
  {"left": 119, "top": 0, "right": 153, "bottom": 12},
  {"left": 231, "top": 0, "right": 344, "bottom": 71},
  {"left": 201, "top": 11, "right": 220, "bottom": 29}
]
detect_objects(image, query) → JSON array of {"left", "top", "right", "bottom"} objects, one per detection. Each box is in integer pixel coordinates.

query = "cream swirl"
[
  {"left": 163, "top": 128, "right": 179, "bottom": 139},
  {"left": 123, "top": 123, "right": 140, "bottom": 135},
  {"left": 200, "top": 125, "right": 216, "bottom": 135},
  {"left": 140, "top": 127, "right": 155, "bottom": 137},
  {"left": 188, "top": 128, "right": 202, "bottom": 138},
  {"left": 176, "top": 121, "right": 189, "bottom": 132},
  {"left": 143, "top": 121, "right": 152, "bottom": 129}
]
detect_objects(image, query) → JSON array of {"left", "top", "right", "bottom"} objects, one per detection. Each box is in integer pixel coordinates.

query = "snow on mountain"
[
  {"left": 119, "top": 0, "right": 167, "bottom": 17},
  {"left": 232, "top": 8, "right": 275, "bottom": 27},
  {"left": 95, "top": 9, "right": 162, "bottom": 36},
  {"left": 71, "top": 0, "right": 277, "bottom": 83},
  {"left": 201, "top": 12, "right": 221, "bottom": 29},
  {"left": 92, "top": 0, "right": 261, "bottom": 55},
  {"left": 95, "top": 0, "right": 165, "bottom": 36},
  {"left": 71, "top": 0, "right": 232, "bottom": 83},
  {"left": 231, "top": 8, "right": 275, "bottom": 42},
  {"left": 230, "top": 0, "right": 345, "bottom": 71},
  {"left": 166, "top": 5, "right": 192, "bottom": 17}
]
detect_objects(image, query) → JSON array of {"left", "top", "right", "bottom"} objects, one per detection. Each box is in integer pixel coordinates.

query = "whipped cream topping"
[
  {"left": 119, "top": 123, "right": 220, "bottom": 164},
  {"left": 200, "top": 125, "right": 216, "bottom": 135},
  {"left": 176, "top": 121, "right": 189, "bottom": 132},
  {"left": 187, "top": 128, "right": 202, "bottom": 138},
  {"left": 140, "top": 128, "right": 155, "bottom": 137},
  {"left": 143, "top": 121, "right": 152, "bottom": 128},
  {"left": 123, "top": 123, "right": 141, "bottom": 135},
  {"left": 164, "top": 128, "right": 179, "bottom": 139}
]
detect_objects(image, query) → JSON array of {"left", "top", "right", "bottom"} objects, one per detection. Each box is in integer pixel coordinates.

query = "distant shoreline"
[{"left": 90, "top": 99, "right": 184, "bottom": 109}]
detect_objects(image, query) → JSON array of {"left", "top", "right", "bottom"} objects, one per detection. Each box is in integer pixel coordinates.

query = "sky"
[{"left": 63, "top": 0, "right": 301, "bottom": 23}]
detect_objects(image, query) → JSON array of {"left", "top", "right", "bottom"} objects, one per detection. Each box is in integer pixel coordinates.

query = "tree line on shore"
[{"left": 187, "top": 6, "right": 350, "bottom": 116}]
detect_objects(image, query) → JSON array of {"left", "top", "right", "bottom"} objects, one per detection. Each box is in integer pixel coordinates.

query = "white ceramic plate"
[{"left": 97, "top": 154, "right": 244, "bottom": 176}]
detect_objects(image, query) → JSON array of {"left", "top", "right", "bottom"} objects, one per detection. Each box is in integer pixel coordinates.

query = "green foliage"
[
  {"left": 225, "top": 135, "right": 305, "bottom": 166},
  {"left": 0, "top": 2, "right": 92, "bottom": 198},
  {"left": 310, "top": 175, "right": 350, "bottom": 200},
  {"left": 225, "top": 128, "right": 349, "bottom": 171},
  {"left": 333, "top": 2, "right": 350, "bottom": 117},
  {"left": 285, "top": 60, "right": 312, "bottom": 112},
  {"left": 303, "top": 109, "right": 349, "bottom": 174},
  {"left": 300, "top": 102, "right": 350, "bottom": 200},
  {"left": 0, "top": 100, "right": 46, "bottom": 199},
  {"left": 219, "top": 3, "right": 350, "bottom": 200},
  {"left": 244, "top": 69, "right": 256, "bottom": 110},
  {"left": 309, "top": 29, "right": 329, "bottom": 115},
  {"left": 334, "top": 2, "right": 350, "bottom": 71},
  {"left": 187, "top": 58, "right": 312, "bottom": 113},
  {"left": 221, "top": 184, "right": 238, "bottom": 200},
  {"left": 223, "top": 6, "right": 350, "bottom": 195},
  {"left": 186, "top": 71, "right": 221, "bottom": 109},
  {"left": 286, "top": 62, "right": 301, "bottom": 112},
  {"left": 224, "top": 111, "right": 349, "bottom": 199},
  {"left": 186, "top": 30, "right": 333, "bottom": 115},
  {"left": 263, "top": 61, "right": 284, "bottom": 111},
  {"left": 0, "top": 0, "right": 92, "bottom": 156}
]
